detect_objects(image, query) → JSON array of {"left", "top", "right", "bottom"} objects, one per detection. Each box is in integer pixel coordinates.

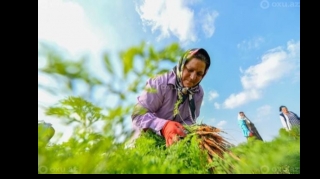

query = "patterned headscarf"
[{"left": 173, "top": 48, "right": 211, "bottom": 122}]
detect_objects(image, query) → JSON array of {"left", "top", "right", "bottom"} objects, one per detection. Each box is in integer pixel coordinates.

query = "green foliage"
[
  {"left": 39, "top": 41, "right": 183, "bottom": 138},
  {"left": 144, "top": 86, "right": 157, "bottom": 94},
  {"left": 173, "top": 93, "right": 183, "bottom": 117},
  {"left": 46, "top": 96, "right": 104, "bottom": 129},
  {"left": 39, "top": 41, "right": 182, "bottom": 103},
  {"left": 222, "top": 127, "right": 300, "bottom": 174},
  {"left": 38, "top": 42, "right": 300, "bottom": 174},
  {"left": 39, "top": 116, "right": 300, "bottom": 174},
  {"left": 39, "top": 127, "right": 210, "bottom": 174},
  {"left": 38, "top": 124, "right": 55, "bottom": 147},
  {"left": 39, "top": 95, "right": 300, "bottom": 174},
  {"left": 132, "top": 104, "right": 148, "bottom": 117}
]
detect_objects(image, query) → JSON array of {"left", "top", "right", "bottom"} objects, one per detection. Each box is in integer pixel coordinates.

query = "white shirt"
[{"left": 279, "top": 112, "right": 300, "bottom": 131}]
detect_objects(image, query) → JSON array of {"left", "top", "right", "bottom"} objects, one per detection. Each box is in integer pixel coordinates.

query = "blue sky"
[{"left": 38, "top": 0, "right": 300, "bottom": 145}]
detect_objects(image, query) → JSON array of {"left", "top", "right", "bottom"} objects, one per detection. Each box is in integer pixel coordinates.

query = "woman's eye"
[{"left": 186, "top": 67, "right": 203, "bottom": 77}]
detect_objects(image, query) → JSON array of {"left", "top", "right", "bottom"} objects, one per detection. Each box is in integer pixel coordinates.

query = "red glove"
[{"left": 161, "top": 121, "right": 186, "bottom": 147}]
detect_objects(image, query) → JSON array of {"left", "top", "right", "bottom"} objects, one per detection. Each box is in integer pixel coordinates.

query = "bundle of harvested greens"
[{"left": 184, "top": 124, "right": 240, "bottom": 164}]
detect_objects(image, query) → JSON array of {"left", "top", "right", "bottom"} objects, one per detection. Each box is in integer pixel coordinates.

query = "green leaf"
[{"left": 103, "top": 53, "right": 114, "bottom": 74}]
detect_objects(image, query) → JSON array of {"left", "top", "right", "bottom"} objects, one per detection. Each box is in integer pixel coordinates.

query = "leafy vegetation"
[
  {"left": 38, "top": 98, "right": 300, "bottom": 174},
  {"left": 38, "top": 42, "right": 300, "bottom": 174}
]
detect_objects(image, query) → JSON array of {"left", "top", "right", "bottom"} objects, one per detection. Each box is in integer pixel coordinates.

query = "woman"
[
  {"left": 237, "top": 111, "right": 263, "bottom": 141},
  {"left": 279, "top": 105, "right": 300, "bottom": 131},
  {"left": 131, "top": 48, "right": 211, "bottom": 147}
]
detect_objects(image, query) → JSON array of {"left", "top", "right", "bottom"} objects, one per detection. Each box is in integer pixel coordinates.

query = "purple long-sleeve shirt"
[{"left": 132, "top": 71, "right": 204, "bottom": 136}]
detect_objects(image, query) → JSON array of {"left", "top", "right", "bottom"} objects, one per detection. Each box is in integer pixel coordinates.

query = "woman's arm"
[{"left": 131, "top": 77, "right": 169, "bottom": 136}]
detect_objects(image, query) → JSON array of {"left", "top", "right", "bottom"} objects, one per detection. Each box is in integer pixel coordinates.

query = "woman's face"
[
  {"left": 281, "top": 107, "right": 289, "bottom": 114},
  {"left": 182, "top": 58, "right": 206, "bottom": 88}
]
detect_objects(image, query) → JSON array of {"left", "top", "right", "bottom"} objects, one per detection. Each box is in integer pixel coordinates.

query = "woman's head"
[
  {"left": 177, "top": 48, "right": 211, "bottom": 88},
  {"left": 279, "top": 105, "right": 288, "bottom": 113},
  {"left": 238, "top": 111, "right": 245, "bottom": 120}
]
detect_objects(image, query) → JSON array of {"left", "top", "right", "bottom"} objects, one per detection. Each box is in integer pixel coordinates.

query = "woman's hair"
[
  {"left": 187, "top": 48, "right": 211, "bottom": 71},
  {"left": 188, "top": 53, "right": 210, "bottom": 70},
  {"left": 279, "top": 105, "right": 286, "bottom": 112}
]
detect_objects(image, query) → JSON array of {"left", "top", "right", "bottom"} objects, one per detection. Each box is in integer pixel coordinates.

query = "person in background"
[
  {"left": 237, "top": 111, "right": 263, "bottom": 141},
  {"left": 279, "top": 105, "right": 300, "bottom": 131},
  {"left": 131, "top": 48, "right": 211, "bottom": 147}
]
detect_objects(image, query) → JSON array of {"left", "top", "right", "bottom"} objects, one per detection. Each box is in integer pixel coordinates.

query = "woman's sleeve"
[{"left": 131, "top": 77, "right": 169, "bottom": 136}]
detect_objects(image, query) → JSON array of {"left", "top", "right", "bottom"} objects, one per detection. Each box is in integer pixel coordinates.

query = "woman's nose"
[{"left": 190, "top": 73, "right": 196, "bottom": 80}]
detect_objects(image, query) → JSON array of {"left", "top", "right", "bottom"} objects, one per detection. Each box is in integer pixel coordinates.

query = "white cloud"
[
  {"left": 216, "top": 120, "right": 227, "bottom": 129},
  {"left": 38, "top": 0, "right": 104, "bottom": 57},
  {"left": 223, "top": 89, "right": 261, "bottom": 109},
  {"left": 255, "top": 105, "right": 272, "bottom": 122},
  {"left": 38, "top": 89, "right": 59, "bottom": 106},
  {"left": 237, "top": 37, "right": 265, "bottom": 51},
  {"left": 223, "top": 40, "right": 300, "bottom": 109},
  {"left": 292, "top": 70, "right": 300, "bottom": 83},
  {"left": 135, "top": 0, "right": 218, "bottom": 43},
  {"left": 214, "top": 102, "right": 220, "bottom": 109},
  {"left": 287, "top": 39, "right": 300, "bottom": 58},
  {"left": 209, "top": 118, "right": 215, "bottom": 123},
  {"left": 256, "top": 105, "right": 272, "bottom": 116},
  {"left": 208, "top": 90, "right": 219, "bottom": 101},
  {"left": 242, "top": 41, "right": 299, "bottom": 90},
  {"left": 241, "top": 51, "right": 288, "bottom": 90},
  {"left": 199, "top": 9, "right": 219, "bottom": 38}
]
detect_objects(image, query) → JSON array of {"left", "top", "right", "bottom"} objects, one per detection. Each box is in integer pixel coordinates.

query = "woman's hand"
[{"left": 161, "top": 121, "right": 186, "bottom": 147}]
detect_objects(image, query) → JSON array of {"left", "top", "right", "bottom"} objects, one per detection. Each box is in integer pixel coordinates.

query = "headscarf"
[
  {"left": 237, "top": 113, "right": 244, "bottom": 120},
  {"left": 172, "top": 48, "right": 211, "bottom": 122},
  {"left": 237, "top": 112, "right": 251, "bottom": 124}
]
